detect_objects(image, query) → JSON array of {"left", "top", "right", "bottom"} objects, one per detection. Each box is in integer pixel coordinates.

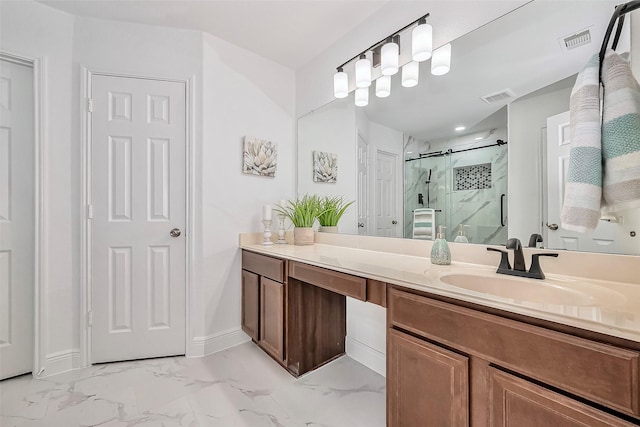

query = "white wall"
[
  {"left": 297, "top": 97, "right": 357, "bottom": 234},
  {"left": 1, "top": 0, "right": 77, "bottom": 373},
  {"left": 1, "top": 0, "right": 296, "bottom": 375},
  {"left": 508, "top": 86, "right": 572, "bottom": 242},
  {"left": 200, "top": 32, "right": 295, "bottom": 349}
]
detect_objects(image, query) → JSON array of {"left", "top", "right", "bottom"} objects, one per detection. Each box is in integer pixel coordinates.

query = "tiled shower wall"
[{"left": 404, "top": 133, "right": 508, "bottom": 245}]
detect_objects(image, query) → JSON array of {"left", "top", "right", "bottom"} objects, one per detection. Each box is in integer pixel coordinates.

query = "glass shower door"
[{"left": 445, "top": 144, "right": 508, "bottom": 245}]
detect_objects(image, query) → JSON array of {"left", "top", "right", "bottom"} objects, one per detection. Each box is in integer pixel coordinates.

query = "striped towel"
[
  {"left": 561, "top": 54, "right": 602, "bottom": 232},
  {"left": 601, "top": 49, "right": 640, "bottom": 213}
]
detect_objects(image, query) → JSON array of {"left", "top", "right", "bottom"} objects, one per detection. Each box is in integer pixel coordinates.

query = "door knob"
[
  {"left": 546, "top": 223, "right": 559, "bottom": 231},
  {"left": 392, "top": 220, "right": 398, "bottom": 225},
  {"left": 170, "top": 228, "right": 182, "bottom": 237},
  {"left": 358, "top": 223, "right": 365, "bottom": 228}
]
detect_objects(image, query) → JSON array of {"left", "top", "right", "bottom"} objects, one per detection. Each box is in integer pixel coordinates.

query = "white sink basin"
[{"left": 429, "top": 269, "right": 627, "bottom": 307}]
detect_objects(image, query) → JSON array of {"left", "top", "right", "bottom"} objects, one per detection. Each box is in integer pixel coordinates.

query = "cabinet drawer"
[
  {"left": 289, "top": 262, "right": 366, "bottom": 301},
  {"left": 242, "top": 250, "right": 285, "bottom": 283},
  {"left": 389, "top": 288, "right": 640, "bottom": 417},
  {"left": 489, "top": 368, "right": 636, "bottom": 426}
]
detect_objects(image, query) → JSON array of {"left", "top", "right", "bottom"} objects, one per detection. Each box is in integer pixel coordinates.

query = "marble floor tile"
[{"left": 0, "top": 343, "right": 385, "bottom": 427}]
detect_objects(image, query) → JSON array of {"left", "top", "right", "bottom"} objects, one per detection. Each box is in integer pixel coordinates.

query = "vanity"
[{"left": 240, "top": 234, "right": 640, "bottom": 426}]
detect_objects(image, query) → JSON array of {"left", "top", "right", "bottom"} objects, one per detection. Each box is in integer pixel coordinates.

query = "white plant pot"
[
  {"left": 294, "top": 227, "right": 315, "bottom": 245},
  {"left": 318, "top": 226, "right": 339, "bottom": 233}
]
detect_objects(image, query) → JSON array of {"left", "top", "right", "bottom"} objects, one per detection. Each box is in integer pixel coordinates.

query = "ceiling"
[{"left": 37, "top": 0, "right": 390, "bottom": 69}]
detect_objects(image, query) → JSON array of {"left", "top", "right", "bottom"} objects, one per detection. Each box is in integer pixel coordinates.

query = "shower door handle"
[{"left": 500, "top": 194, "right": 506, "bottom": 227}]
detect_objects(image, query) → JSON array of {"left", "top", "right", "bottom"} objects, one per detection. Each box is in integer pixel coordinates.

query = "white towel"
[
  {"left": 561, "top": 54, "right": 602, "bottom": 232},
  {"left": 601, "top": 49, "right": 640, "bottom": 213}
]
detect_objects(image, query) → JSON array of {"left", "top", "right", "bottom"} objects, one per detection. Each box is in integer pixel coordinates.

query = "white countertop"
[{"left": 241, "top": 242, "right": 640, "bottom": 343}]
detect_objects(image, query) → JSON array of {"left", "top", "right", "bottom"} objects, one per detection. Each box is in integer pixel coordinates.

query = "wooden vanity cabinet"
[
  {"left": 242, "top": 251, "right": 377, "bottom": 377},
  {"left": 387, "top": 286, "right": 640, "bottom": 427},
  {"left": 388, "top": 328, "right": 469, "bottom": 426},
  {"left": 241, "top": 251, "right": 286, "bottom": 363}
]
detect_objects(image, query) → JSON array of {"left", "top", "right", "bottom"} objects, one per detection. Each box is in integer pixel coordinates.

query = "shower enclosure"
[{"left": 404, "top": 141, "right": 508, "bottom": 245}]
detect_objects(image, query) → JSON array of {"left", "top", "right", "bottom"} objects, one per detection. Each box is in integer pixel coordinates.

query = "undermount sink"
[{"left": 429, "top": 269, "right": 627, "bottom": 307}]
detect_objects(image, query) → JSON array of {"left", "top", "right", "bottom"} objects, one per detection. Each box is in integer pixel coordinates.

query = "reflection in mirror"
[
  {"left": 404, "top": 107, "right": 507, "bottom": 244},
  {"left": 297, "top": 0, "right": 640, "bottom": 255}
]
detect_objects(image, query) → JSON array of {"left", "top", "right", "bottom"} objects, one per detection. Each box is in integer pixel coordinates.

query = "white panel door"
[
  {"left": 0, "top": 59, "right": 35, "bottom": 379},
  {"left": 375, "top": 150, "right": 400, "bottom": 237},
  {"left": 91, "top": 75, "right": 186, "bottom": 363},
  {"left": 547, "top": 111, "right": 617, "bottom": 253},
  {"left": 357, "top": 135, "right": 369, "bottom": 235}
]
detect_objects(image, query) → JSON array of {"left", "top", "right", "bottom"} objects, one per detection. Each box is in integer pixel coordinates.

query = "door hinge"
[
  {"left": 87, "top": 98, "right": 94, "bottom": 113},
  {"left": 87, "top": 204, "right": 94, "bottom": 219},
  {"left": 87, "top": 310, "right": 93, "bottom": 326}
]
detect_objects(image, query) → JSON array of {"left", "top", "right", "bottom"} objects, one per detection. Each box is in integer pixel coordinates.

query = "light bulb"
[
  {"left": 333, "top": 68, "right": 348, "bottom": 98},
  {"left": 412, "top": 21, "right": 432, "bottom": 62},
  {"left": 376, "top": 75, "right": 391, "bottom": 98},
  {"left": 355, "top": 54, "right": 371, "bottom": 88},
  {"left": 381, "top": 38, "right": 399, "bottom": 76},
  {"left": 355, "top": 87, "right": 369, "bottom": 107},
  {"left": 402, "top": 61, "right": 419, "bottom": 87},
  {"left": 431, "top": 43, "right": 451, "bottom": 76}
]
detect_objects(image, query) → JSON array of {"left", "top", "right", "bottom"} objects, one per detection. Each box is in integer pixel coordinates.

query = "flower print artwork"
[
  {"left": 313, "top": 151, "right": 337, "bottom": 183},
  {"left": 243, "top": 136, "right": 277, "bottom": 177}
]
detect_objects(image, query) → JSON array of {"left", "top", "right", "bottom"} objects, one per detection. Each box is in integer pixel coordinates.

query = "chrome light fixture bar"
[{"left": 333, "top": 12, "right": 451, "bottom": 106}]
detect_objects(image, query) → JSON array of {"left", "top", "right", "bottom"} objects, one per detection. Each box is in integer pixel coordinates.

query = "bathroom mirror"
[{"left": 297, "top": 0, "right": 640, "bottom": 255}]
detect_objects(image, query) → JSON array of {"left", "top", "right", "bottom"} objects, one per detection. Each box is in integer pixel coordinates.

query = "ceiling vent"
[
  {"left": 562, "top": 29, "right": 592, "bottom": 50},
  {"left": 480, "top": 89, "right": 515, "bottom": 104}
]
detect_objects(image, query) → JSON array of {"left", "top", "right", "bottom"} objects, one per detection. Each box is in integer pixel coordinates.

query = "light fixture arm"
[{"left": 335, "top": 12, "right": 430, "bottom": 71}]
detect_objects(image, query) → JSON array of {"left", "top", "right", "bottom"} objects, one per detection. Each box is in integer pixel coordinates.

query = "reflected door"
[
  {"left": 91, "top": 75, "right": 186, "bottom": 363},
  {"left": 375, "top": 150, "right": 400, "bottom": 237},
  {"left": 0, "top": 58, "right": 34, "bottom": 379},
  {"left": 357, "top": 134, "right": 369, "bottom": 235},
  {"left": 546, "top": 111, "right": 617, "bottom": 253}
]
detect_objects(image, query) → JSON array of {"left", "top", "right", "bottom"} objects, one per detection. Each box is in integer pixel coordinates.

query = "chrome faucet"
[{"left": 487, "top": 238, "right": 558, "bottom": 279}]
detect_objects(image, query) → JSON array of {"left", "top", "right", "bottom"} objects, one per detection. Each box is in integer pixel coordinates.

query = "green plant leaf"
[{"left": 317, "top": 196, "right": 355, "bottom": 226}]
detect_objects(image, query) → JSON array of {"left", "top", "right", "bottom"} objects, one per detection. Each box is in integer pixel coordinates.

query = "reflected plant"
[{"left": 317, "top": 196, "right": 354, "bottom": 227}]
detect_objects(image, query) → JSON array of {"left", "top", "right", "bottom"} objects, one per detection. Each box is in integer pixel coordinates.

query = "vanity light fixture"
[
  {"left": 376, "top": 75, "right": 391, "bottom": 98},
  {"left": 355, "top": 87, "right": 369, "bottom": 107},
  {"left": 431, "top": 43, "right": 452, "bottom": 76},
  {"left": 332, "top": 12, "right": 452, "bottom": 103},
  {"left": 412, "top": 18, "right": 433, "bottom": 61},
  {"left": 381, "top": 36, "right": 400, "bottom": 76},
  {"left": 333, "top": 67, "right": 348, "bottom": 98},
  {"left": 355, "top": 54, "right": 372, "bottom": 88},
  {"left": 402, "top": 61, "right": 420, "bottom": 87}
]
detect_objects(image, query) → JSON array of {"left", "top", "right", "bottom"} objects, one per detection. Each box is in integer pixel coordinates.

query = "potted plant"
[
  {"left": 275, "top": 195, "right": 324, "bottom": 245},
  {"left": 317, "top": 196, "right": 355, "bottom": 233}
]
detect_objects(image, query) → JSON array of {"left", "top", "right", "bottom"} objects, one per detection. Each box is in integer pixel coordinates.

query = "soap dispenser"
[
  {"left": 430, "top": 225, "right": 451, "bottom": 265},
  {"left": 454, "top": 224, "right": 469, "bottom": 243}
]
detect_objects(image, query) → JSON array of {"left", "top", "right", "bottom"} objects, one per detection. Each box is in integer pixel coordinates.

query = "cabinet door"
[
  {"left": 241, "top": 270, "right": 259, "bottom": 341},
  {"left": 260, "top": 277, "right": 285, "bottom": 361},
  {"left": 388, "top": 329, "right": 469, "bottom": 427},
  {"left": 489, "top": 367, "right": 636, "bottom": 427}
]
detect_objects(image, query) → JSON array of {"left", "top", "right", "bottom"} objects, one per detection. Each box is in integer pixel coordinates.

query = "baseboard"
[
  {"left": 190, "top": 327, "right": 250, "bottom": 357},
  {"left": 41, "top": 348, "right": 81, "bottom": 378},
  {"left": 346, "top": 335, "right": 386, "bottom": 377}
]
